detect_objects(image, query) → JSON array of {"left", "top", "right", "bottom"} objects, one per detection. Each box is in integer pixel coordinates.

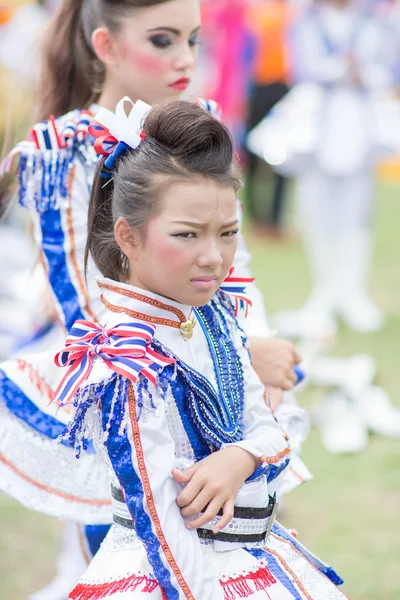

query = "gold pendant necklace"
[{"left": 180, "top": 317, "right": 196, "bottom": 341}]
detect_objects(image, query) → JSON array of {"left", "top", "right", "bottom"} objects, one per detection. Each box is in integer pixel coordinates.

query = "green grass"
[{"left": 1, "top": 180, "right": 400, "bottom": 599}]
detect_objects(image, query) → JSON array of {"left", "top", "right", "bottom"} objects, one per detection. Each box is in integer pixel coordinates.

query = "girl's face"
[
  {"left": 116, "top": 177, "right": 239, "bottom": 307},
  {"left": 99, "top": 0, "right": 201, "bottom": 105}
]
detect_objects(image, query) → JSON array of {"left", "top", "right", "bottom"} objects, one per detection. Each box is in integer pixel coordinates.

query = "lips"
[
  {"left": 170, "top": 78, "right": 191, "bottom": 91},
  {"left": 191, "top": 275, "right": 219, "bottom": 291}
]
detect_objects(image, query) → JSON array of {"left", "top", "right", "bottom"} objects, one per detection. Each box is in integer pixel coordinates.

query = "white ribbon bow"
[{"left": 94, "top": 96, "right": 152, "bottom": 150}]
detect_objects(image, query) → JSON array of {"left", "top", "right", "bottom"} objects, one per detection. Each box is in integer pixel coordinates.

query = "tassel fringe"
[
  {"left": 69, "top": 574, "right": 158, "bottom": 599},
  {"left": 69, "top": 566, "right": 276, "bottom": 600},
  {"left": 221, "top": 567, "right": 276, "bottom": 600}
]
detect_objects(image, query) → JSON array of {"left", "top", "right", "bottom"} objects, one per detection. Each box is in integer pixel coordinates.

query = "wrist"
[{"left": 222, "top": 445, "right": 258, "bottom": 476}]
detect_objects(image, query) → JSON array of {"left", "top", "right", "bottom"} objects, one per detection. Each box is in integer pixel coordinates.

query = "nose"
[
  {"left": 173, "top": 41, "right": 198, "bottom": 72},
  {"left": 197, "top": 239, "right": 224, "bottom": 269}
]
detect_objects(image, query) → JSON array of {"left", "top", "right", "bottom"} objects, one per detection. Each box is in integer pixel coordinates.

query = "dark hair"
[
  {"left": 37, "top": 0, "right": 172, "bottom": 120},
  {"left": 85, "top": 101, "right": 241, "bottom": 281}
]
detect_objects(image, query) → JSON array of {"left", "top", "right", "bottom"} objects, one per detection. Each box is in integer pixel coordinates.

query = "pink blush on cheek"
[
  {"left": 151, "top": 235, "right": 189, "bottom": 271},
  {"left": 120, "top": 44, "right": 167, "bottom": 73}
]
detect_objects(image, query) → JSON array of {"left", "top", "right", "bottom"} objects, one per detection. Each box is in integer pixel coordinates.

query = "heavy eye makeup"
[{"left": 148, "top": 27, "right": 202, "bottom": 50}]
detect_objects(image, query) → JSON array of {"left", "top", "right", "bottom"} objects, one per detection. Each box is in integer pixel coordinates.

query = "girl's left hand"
[{"left": 172, "top": 447, "right": 258, "bottom": 534}]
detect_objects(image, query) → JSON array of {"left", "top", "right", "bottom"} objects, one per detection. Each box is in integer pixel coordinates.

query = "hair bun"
[{"left": 142, "top": 100, "right": 234, "bottom": 175}]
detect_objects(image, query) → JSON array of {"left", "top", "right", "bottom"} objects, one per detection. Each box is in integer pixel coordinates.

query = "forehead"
[
  {"left": 158, "top": 177, "right": 237, "bottom": 222},
  {"left": 120, "top": 0, "right": 201, "bottom": 33}
]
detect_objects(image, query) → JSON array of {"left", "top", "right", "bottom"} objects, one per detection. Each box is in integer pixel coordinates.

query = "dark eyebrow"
[
  {"left": 170, "top": 219, "right": 239, "bottom": 229},
  {"left": 147, "top": 26, "right": 201, "bottom": 36}
]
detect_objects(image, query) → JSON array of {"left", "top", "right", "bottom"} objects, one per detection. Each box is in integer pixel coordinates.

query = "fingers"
[
  {"left": 180, "top": 487, "right": 214, "bottom": 518},
  {"left": 293, "top": 348, "right": 302, "bottom": 365},
  {"left": 185, "top": 497, "right": 224, "bottom": 530},
  {"left": 280, "top": 368, "right": 297, "bottom": 390},
  {"left": 176, "top": 475, "right": 204, "bottom": 509},
  {"left": 172, "top": 467, "right": 195, "bottom": 485},
  {"left": 213, "top": 498, "right": 234, "bottom": 534}
]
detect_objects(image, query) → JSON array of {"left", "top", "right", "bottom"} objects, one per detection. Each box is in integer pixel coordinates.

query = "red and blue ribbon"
[
  {"left": 220, "top": 267, "right": 255, "bottom": 317},
  {"left": 53, "top": 320, "right": 175, "bottom": 407}
]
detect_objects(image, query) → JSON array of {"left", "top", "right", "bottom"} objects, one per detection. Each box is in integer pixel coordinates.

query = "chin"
[{"left": 189, "top": 289, "right": 218, "bottom": 308}]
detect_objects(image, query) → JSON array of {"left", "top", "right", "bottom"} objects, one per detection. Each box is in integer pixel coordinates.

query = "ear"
[
  {"left": 92, "top": 27, "right": 118, "bottom": 68},
  {"left": 114, "top": 217, "right": 138, "bottom": 260}
]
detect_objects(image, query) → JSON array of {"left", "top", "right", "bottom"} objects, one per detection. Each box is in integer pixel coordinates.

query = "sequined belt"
[{"left": 111, "top": 485, "right": 278, "bottom": 544}]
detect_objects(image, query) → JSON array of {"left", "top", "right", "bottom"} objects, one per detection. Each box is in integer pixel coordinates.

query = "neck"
[{"left": 98, "top": 73, "right": 140, "bottom": 112}]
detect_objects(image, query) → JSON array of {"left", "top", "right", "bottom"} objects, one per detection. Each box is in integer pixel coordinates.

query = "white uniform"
[
  {"left": 56, "top": 278, "right": 345, "bottom": 600},
  {"left": 290, "top": 0, "right": 395, "bottom": 333}
]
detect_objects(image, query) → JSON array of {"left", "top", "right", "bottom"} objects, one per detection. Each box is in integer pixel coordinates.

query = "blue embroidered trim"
[
  {"left": 271, "top": 523, "right": 344, "bottom": 585},
  {"left": 153, "top": 338, "right": 244, "bottom": 448},
  {"left": 195, "top": 299, "right": 245, "bottom": 427},
  {"left": 160, "top": 366, "right": 210, "bottom": 462},
  {"left": 84, "top": 524, "right": 111, "bottom": 558},
  {"left": 266, "top": 458, "right": 290, "bottom": 484},
  {"left": 40, "top": 208, "right": 85, "bottom": 330},
  {"left": 245, "top": 548, "right": 303, "bottom": 599},
  {"left": 0, "top": 368, "right": 91, "bottom": 449},
  {"left": 102, "top": 379, "right": 179, "bottom": 599}
]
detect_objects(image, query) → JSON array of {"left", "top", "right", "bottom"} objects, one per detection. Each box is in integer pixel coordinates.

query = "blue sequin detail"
[
  {"left": 84, "top": 524, "right": 111, "bottom": 558},
  {"left": 102, "top": 379, "right": 179, "bottom": 599},
  {"left": 152, "top": 337, "right": 244, "bottom": 449},
  {"left": 271, "top": 523, "right": 344, "bottom": 585},
  {"left": 159, "top": 367, "right": 210, "bottom": 461},
  {"left": 0, "top": 368, "right": 92, "bottom": 449},
  {"left": 266, "top": 458, "right": 291, "bottom": 484},
  {"left": 16, "top": 124, "right": 97, "bottom": 330},
  {"left": 40, "top": 208, "right": 85, "bottom": 330}
]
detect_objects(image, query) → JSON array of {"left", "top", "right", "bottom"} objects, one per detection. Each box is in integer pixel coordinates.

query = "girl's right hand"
[{"left": 172, "top": 446, "right": 258, "bottom": 534}]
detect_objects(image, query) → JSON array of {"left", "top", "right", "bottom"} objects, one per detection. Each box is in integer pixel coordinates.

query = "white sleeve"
[
  {"left": 222, "top": 336, "right": 290, "bottom": 472},
  {"left": 112, "top": 386, "right": 224, "bottom": 600}
]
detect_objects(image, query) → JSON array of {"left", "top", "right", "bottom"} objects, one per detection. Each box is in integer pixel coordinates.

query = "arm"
[
  {"left": 27, "top": 155, "right": 102, "bottom": 331},
  {"left": 106, "top": 382, "right": 224, "bottom": 600},
  {"left": 222, "top": 333, "right": 291, "bottom": 481},
  {"left": 9, "top": 114, "right": 102, "bottom": 332}
]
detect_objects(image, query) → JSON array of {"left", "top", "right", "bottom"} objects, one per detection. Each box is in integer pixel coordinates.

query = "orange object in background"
[
  {"left": 378, "top": 156, "right": 400, "bottom": 181},
  {"left": 0, "top": 0, "right": 35, "bottom": 24},
  {"left": 247, "top": 0, "right": 293, "bottom": 86}
]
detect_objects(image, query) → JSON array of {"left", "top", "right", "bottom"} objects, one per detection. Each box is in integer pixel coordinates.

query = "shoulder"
[
  {"left": 194, "top": 97, "right": 223, "bottom": 121},
  {"left": 9, "top": 107, "right": 95, "bottom": 159},
  {"left": 2, "top": 108, "right": 97, "bottom": 212}
]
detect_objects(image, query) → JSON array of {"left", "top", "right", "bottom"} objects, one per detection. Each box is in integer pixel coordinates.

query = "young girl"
[
  {"left": 0, "top": 0, "right": 306, "bottom": 596},
  {"left": 51, "top": 98, "right": 346, "bottom": 600}
]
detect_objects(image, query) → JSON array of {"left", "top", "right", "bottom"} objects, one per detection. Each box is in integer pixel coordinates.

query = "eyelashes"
[
  {"left": 149, "top": 36, "right": 201, "bottom": 49},
  {"left": 172, "top": 230, "right": 239, "bottom": 240}
]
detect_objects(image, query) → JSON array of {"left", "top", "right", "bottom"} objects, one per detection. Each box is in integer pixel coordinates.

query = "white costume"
[
  {"left": 0, "top": 101, "right": 309, "bottom": 598},
  {"left": 53, "top": 278, "right": 345, "bottom": 600}
]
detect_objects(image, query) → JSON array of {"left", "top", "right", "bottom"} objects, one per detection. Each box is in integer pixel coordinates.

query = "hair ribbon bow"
[{"left": 88, "top": 96, "right": 151, "bottom": 175}]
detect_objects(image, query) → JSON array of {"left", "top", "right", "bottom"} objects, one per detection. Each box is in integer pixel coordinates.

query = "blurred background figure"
[
  {"left": 273, "top": 0, "right": 397, "bottom": 338},
  {"left": 195, "top": 0, "right": 254, "bottom": 144},
  {"left": 245, "top": 0, "right": 293, "bottom": 240},
  {"left": 0, "top": 0, "right": 53, "bottom": 361},
  {"left": 246, "top": 0, "right": 400, "bottom": 454}
]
